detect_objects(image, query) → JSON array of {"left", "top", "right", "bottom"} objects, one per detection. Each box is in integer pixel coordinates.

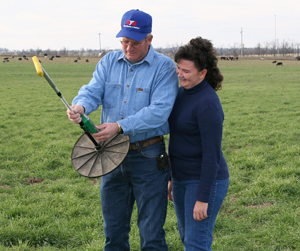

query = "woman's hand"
[
  {"left": 193, "top": 201, "right": 208, "bottom": 221},
  {"left": 168, "top": 181, "right": 173, "bottom": 202}
]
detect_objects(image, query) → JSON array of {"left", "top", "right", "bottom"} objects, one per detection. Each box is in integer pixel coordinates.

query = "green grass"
[{"left": 1, "top": 57, "right": 300, "bottom": 250}]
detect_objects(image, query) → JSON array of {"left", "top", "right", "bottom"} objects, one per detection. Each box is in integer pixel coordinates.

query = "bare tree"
[
  {"left": 165, "top": 43, "right": 182, "bottom": 59},
  {"left": 263, "top": 42, "right": 269, "bottom": 57},
  {"left": 229, "top": 43, "right": 239, "bottom": 57},
  {"left": 279, "top": 40, "right": 289, "bottom": 56},
  {"left": 60, "top": 47, "right": 68, "bottom": 57},
  {"left": 296, "top": 43, "right": 300, "bottom": 56},
  {"left": 35, "top": 47, "right": 42, "bottom": 56},
  {"left": 267, "top": 41, "right": 277, "bottom": 57},
  {"left": 255, "top": 43, "right": 262, "bottom": 56}
]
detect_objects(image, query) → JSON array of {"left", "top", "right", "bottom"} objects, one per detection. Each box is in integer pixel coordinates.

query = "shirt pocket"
[
  {"left": 103, "top": 82, "right": 121, "bottom": 108},
  {"left": 133, "top": 87, "right": 151, "bottom": 111}
]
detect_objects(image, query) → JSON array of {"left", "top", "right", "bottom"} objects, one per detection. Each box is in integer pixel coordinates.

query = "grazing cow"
[
  {"left": 296, "top": 56, "right": 300, "bottom": 61},
  {"left": 86, "top": 59, "right": 89, "bottom": 62},
  {"left": 49, "top": 58, "right": 53, "bottom": 60},
  {"left": 276, "top": 62, "right": 283, "bottom": 66},
  {"left": 18, "top": 58, "right": 22, "bottom": 60},
  {"left": 74, "top": 60, "right": 78, "bottom": 63},
  {"left": 272, "top": 61, "right": 277, "bottom": 63},
  {"left": 3, "top": 57, "right": 8, "bottom": 60},
  {"left": 56, "top": 55, "right": 61, "bottom": 58},
  {"left": 261, "top": 58, "right": 265, "bottom": 60},
  {"left": 221, "top": 56, "right": 226, "bottom": 60}
]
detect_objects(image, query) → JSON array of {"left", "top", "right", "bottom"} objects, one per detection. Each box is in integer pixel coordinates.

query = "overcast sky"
[{"left": 1, "top": 0, "right": 299, "bottom": 51}]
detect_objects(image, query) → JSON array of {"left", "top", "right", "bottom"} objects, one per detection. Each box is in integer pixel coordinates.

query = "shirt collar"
[{"left": 117, "top": 44, "right": 154, "bottom": 66}]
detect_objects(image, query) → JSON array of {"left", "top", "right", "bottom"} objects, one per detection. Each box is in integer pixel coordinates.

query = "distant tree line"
[{"left": 1, "top": 39, "right": 299, "bottom": 59}]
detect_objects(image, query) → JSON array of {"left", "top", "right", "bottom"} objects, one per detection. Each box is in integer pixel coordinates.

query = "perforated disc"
[{"left": 71, "top": 133, "right": 130, "bottom": 177}]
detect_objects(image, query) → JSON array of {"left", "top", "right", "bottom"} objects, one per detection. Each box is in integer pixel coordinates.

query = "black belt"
[{"left": 129, "top": 136, "right": 163, "bottom": 151}]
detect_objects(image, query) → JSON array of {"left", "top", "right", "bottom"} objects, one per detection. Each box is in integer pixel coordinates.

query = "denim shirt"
[{"left": 72, "top": 45, "right": 179, "bottom": 143}]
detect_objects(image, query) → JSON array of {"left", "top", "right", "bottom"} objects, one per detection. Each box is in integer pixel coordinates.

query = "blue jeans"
[
  {"left": 100, "top": 141, "right": 169, "bottom": 251},
  {"left": 172, "top": 178, "right": 229, "bottom": 251}
]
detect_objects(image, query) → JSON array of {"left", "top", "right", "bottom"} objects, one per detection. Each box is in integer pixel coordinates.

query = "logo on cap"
[
  {"left": 124, "top": 20, "right": 139, "bottom": 29},
  {"left": 126, "top": 20, "right": 137, "bottom": 26}
]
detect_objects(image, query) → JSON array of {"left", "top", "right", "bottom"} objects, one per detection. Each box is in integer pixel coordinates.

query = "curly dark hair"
[{"left": 174, "top": 37, "right": 223, "bottom": 91}]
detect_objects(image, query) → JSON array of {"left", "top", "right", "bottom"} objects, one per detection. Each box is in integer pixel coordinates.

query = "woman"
[{"left": 168, "top": 37, "right": 229, "bottom": 251}]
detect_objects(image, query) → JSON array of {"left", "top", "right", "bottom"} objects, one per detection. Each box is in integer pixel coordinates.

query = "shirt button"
[
  {"left": 124, "top": 101, "right": 126, "bottom": 103},
  {"left": 130, "top": 69, "right": 133, "bottom": 72},
  {"left": 127, "top": 85, "right": 129, "bottom": 87}
]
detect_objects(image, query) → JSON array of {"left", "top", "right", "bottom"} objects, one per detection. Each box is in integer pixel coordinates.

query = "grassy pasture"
[{"left": 0, "top": 57, "right": 300, "bottom": 250}]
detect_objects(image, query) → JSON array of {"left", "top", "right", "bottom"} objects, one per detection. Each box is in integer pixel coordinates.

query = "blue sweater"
[{"left": 168, "top": 79, "right": 229, "bottom": 203}]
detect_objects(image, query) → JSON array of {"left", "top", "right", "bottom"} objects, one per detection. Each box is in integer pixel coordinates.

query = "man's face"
[{"left": 121, "top": 36, "right": 152, "bottom": 63}]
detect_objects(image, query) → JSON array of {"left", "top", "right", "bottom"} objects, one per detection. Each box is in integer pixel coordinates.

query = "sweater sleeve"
[{"left": 196, "top": 105, "right": 224, "bottom": 203}]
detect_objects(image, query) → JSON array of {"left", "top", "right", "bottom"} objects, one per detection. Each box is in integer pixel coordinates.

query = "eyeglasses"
[{"left": 120, "top": 39, "right": 145, "bottom": 48}]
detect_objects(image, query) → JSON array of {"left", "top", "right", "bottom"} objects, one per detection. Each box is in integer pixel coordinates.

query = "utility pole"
[
  {"left": 275, "top": 15, "right": 276, "bottom": 50},
  {"left": 240, "top": 28, "right": 243, "bottom": 58},
  {"left": 275, "top": 15, "right": 279, "bottom": 58},
  {"left": 275, "top": 15, "right": 277, "bottom": 57}
]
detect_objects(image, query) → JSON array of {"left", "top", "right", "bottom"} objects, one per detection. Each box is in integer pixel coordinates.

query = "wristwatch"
[{"left": 116, "top": 122, "right": 123, "bottom": 134}]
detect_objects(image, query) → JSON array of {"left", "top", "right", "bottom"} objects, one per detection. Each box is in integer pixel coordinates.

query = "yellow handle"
[{"left": 32, "top": 56, "right": 44, "bottom": 77}]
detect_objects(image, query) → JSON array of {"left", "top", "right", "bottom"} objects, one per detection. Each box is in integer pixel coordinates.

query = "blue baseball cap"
[{"left": 116, "top": 9, "right": 152, "bottom": 42}]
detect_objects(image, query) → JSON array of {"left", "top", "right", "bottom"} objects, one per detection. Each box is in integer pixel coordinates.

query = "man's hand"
[
  {"left": 92, "top": 123, "right": 119, "bottom": 142},
  {"left": 193, "top": 201, "right": 208, "bottom": 221},
  {"left": 67, "top": 105, "right": 85, "bottom": 124}
]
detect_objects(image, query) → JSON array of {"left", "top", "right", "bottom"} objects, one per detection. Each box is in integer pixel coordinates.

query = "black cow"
[
  {"left": 221, "top": 56, "right": 226, "bottom": 60},
  {"left": 272, "top": 61, "right": 277, "bottom": 63},
  {"left": 276, "top": 62, "right": 283, "bottom": 66},
  {"left": 86, "top": 59, "right": 89, "bottom": 62},
  {"left": 74, "top": 60, "right": 78, "bottom": 63}
]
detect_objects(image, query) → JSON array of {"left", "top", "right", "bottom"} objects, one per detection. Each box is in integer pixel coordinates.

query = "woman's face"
[{"left": 176, "top": 59, "right": 207, "bottom": 89}]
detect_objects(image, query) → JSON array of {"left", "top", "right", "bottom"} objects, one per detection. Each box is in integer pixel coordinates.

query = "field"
[{"left": 1, "top": 56, "right": 300, "bottom": 250}]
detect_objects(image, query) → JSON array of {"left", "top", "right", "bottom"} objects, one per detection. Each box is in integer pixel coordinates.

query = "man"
[{"left": 67, "top": 9, "right": 178, "bottom": 251}]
